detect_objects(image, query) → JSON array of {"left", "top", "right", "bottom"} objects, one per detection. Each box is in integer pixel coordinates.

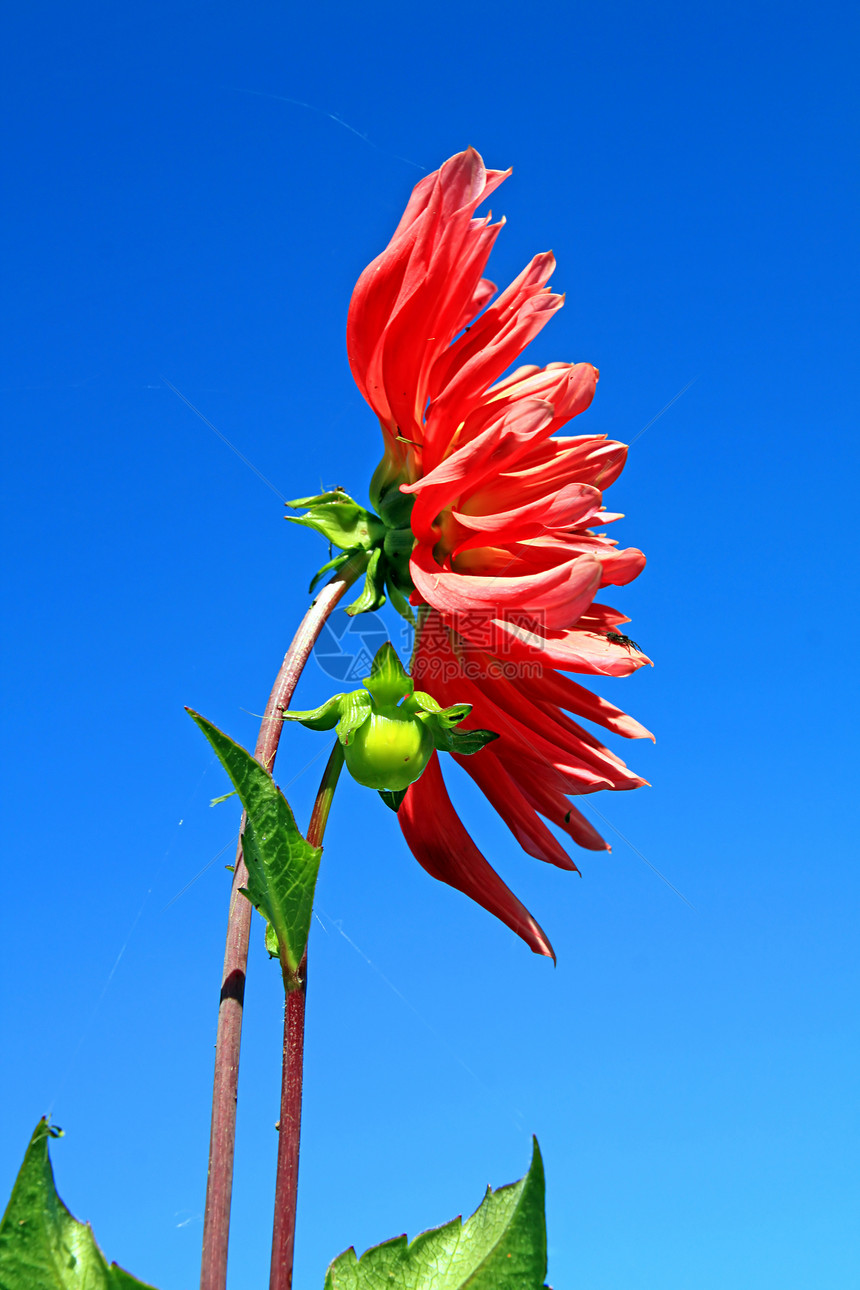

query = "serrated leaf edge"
[{"left": 324, "top": 1140, "right": 545, "bottom": 1290}]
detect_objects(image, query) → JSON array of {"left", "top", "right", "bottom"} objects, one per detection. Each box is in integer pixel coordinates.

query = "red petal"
[
  {"left": 511, "top": 759, "right": 610, "bottom": 851},
  {"left": 469, "top": 670, "right": 648, "bottom": 790},
  {"left": 452, "top": 750, "right": 580, "bottom": 870},
  {"left": 516, "top": 669, "right": 655, "bottom": 741},
  {"left": 427, "top": 252, "right": 560, "bottom": 407},
  {"left": 404, "top": 397, "right": 556, "bottom": 542},
  {"left": 449, "top": 276, "right": 498, "bottom": 338},
  {"left": 347, "top": 148, "right": 510, "bottom": 441},
  {"left": 411, "top": 546, "right": 602, "bottom": 630},
  {"left": 441, "top": 673, "right": 616, "bottom": 794},
  {"left": 399, "top": 754, "right": 555, "bottom": 959},
  {"left": 450, "top": 482, "right": 602, "bottom": 551},
  {"left": 489, "top": 617, "right": 652, "bottom": 675}
]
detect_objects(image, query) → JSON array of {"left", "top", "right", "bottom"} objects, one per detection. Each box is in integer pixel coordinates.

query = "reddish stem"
[
  {"left": 200, "top": 555, "right": 365, "bottom": 1290},
  {"left": 269, "top": 742, "right": 344, "bottom": 1290}
]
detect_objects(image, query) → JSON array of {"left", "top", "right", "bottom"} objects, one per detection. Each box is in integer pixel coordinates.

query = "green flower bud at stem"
[
  {"left": 283, "top": 643, "right": 498, "bottom": 804},
  {"left": 343, "top": 708, "right": 434, "bottom": 792}
]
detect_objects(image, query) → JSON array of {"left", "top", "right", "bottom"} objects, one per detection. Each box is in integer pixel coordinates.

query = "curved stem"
[
  {"left": 200, "top": 554, "right": 366, "bottom": 1290},
  {"left": 269, "top": 742, "right": 345, "bottom": 1290}
]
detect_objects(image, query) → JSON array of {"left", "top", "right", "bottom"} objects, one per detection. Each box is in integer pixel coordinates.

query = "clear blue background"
[{"left": 2, "top": 2, "right": 858, "bottom": 1287}]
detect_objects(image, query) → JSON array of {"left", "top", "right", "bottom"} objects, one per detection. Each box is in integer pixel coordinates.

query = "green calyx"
[
  {"left": 286, "top": 484, "right": 416, "bottom": 620},
  {"left": 280, "top": 643, "right": 499, "bottom": 804}
]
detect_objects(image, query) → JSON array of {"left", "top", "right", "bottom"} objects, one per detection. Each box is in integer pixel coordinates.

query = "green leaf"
[
  {"left": 187, "top": 710, "right": 322, "bottom": 983},
  {"left": 210, "top": 790, "right": 237, "bottom": 807},
  {"left": 324, "top": 1139, "right": 547, "bottom": 1290},
  {"left": 378, "top": 787, "right": 408, "bottom": 813},
  {"left": 0, "top": 1120, "right": 156, "bottom": 1290},
  {"left": 362, "top": 643, "right": 413, "bottom": 706},
  {"left": 335, "top": 692, "right": 372, "bottom": 746},
  {"left": 280, "top": 694, "right": 345, "bottom": 731},
  {"left": 265, "top": 920, "right": 280, "bottom": 959}
]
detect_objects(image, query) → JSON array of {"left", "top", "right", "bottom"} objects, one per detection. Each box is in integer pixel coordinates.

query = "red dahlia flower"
[{"left": 347, "top": 147, "right": 653, "bottom": 958}]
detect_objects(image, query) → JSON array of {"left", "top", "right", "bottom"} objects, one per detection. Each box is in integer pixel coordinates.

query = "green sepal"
[
  {"left": 335, "top": 692, "right": 372, "bottom": 746},
  {"left": 382, "top": 525, "right": 416, "bottom": 559},
  {"left": 384, "top": 572, "right": 415, "bottom": 624},
  {"left": 371, "top": 468, "right": 414, "bottom": 528},
  {"left": 446, "top": 727, "right": 500, "bottom": 756},
  {"left": 286, "top": 488, "right": 351, "bottom": 508},
  {"left": 404, "top": 690, "right": 442, "bottom": 715},
  {"left": 187, "top": 710, "right": 322, "bottom": 985},
  {"left": 437, "top": 702, "right": 472, "bottom": 727},
  {"left": 308, "top": 551, "right": 350, "bottom": 594},
  {"left": 279, "top": 694, "right": 345, "bottom": 731},
  {"left": 406, "top": 693, "right": 472, "bottom": 728},
  {"left": 286, "top": 491, "right": 385, "bottom": 553},
  {"left": 403, "top": 693, "right": 491, "bottom": 754},
  {"left": 346, "top": 547, "right": 386, "bottom": 615},
  {"left": 0, "top": 1120, "right": 156, "bottom": 1289},
  {"left": 363, "top": 642, "right": 413, "bottom": 706},
  {"left": 378, "top": 787, "right": 408, "bottom": 813},
  {"left": 324, "top": 1138, "right": 547, "bottom": 1290},
  {"left": 286, "top": 483, "right": 418, "bottom": 624}
]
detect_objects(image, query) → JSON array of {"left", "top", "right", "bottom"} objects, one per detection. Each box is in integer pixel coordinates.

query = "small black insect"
[{"left": 606, "top": 630, "right": 642, "bottom": 651}]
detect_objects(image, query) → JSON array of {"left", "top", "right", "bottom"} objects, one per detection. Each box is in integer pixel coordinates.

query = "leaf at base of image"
[
  {"left": 187, "top": 709, "right": 323, "bottom": 982},
  {"left": 0, "top": 1120, "right": 156, "bottom": 1290},
  {"left": 324, "top": 1139, "right": 547, "bottom": 1290}
]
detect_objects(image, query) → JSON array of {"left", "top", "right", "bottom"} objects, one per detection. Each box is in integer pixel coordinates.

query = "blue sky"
[{"left": 2, "top": 1, "right": 859, "bottom": 1287}]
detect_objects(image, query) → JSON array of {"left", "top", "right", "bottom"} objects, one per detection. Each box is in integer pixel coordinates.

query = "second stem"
[
  {"left": 269, "top": 741, "right": 345, "bottom": 1290},
  {"left": 200, "top": 553, "right": 365, "bottom": 1290}
]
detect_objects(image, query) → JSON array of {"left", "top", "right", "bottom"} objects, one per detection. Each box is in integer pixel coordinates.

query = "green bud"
[
  {"left": 280, "top": 643, "right": 498, "bottom": 801},
  {"left": 363, "top": 642, "right": 413, "bottom": 705},
  {"left": 344, "top": 708, "right": 435, "bottom": 791}
]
